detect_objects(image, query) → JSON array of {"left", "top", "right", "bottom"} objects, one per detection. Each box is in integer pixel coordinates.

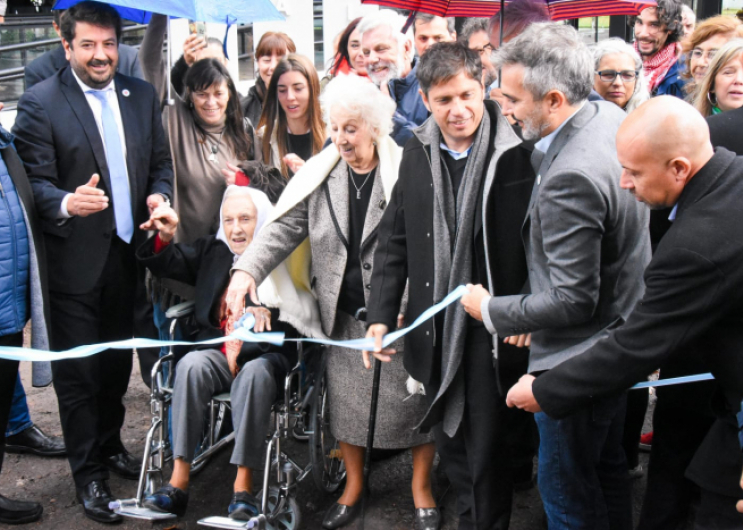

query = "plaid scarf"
[{"left": 636, "top": 41, "right": 679, "bottom": 93}]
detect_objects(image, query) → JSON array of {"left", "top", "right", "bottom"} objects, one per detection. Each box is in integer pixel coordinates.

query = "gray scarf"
[{"left": 419, "top": 109, "right": 492, "bottom": 436}]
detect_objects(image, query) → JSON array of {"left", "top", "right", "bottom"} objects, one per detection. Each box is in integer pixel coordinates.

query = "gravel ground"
[{"left": 0, "top": 356, "right": 653, "bottom": 530}]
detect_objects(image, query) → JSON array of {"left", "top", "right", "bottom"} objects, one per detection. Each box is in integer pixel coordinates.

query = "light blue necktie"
[{"left": 89, "top": 90, "right": 133, "bottom": 243}]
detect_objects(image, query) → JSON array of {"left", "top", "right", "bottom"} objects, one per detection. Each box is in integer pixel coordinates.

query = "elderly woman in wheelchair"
[{"left": 136, "top": 185, "right": 301, "bottom": 520}]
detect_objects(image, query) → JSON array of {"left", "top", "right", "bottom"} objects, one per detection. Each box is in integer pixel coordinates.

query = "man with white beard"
[{"left": 358, "top": 10, "right": 429, "bottom": 147}]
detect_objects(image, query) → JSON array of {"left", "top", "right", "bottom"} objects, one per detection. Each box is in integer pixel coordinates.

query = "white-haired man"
[{"left": 358, "top": 10, "right": 429, "bottom": 147}]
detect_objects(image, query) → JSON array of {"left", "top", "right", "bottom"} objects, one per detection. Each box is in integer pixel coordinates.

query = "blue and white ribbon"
[
  {"left": 0, "top": 286, "right": 469, "bottom": 361},
  {"left": 0, "top": 283, "right": 716, "bottom": 390}
]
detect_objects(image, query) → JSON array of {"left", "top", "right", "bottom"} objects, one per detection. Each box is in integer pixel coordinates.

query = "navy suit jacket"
[
  {"left": 25, "top": 43, "right": 143, "bottom": 90},
  {"left": 12, "top": 66, "right": 172, "bottom": 295}
]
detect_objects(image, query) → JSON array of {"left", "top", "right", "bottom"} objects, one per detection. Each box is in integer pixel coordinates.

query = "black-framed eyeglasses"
[{"left": 595, "top": 70, "right": 640, "bottom": 83}]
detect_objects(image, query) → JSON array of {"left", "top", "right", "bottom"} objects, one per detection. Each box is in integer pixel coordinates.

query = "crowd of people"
[{"left": 0, "top": 0, "right": 741, "bottom": 529}]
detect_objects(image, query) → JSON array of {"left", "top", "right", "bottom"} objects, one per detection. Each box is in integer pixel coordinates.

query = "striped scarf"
[{"left": 636, "top": 41, "right": 679, "bottom": 93}]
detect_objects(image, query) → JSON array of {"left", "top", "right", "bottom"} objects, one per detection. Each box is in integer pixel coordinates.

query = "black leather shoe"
[
  {"left": 0, "top": 493, "right": 43, "bottom": 525},
  {"left": 322, "top": 502, "right": 360, "bottom": 529},
  {"left": 414, "top": 507, "right": 441, "bottom": 530},
  {"left": 76, "top": 480, "right": 122, "bottom": 524},
  {"left": 102, "top": 450, "right": 141, "bottom": 480},
  {"left": 5, "top": 425, "right": 66, "bottom": 457}
]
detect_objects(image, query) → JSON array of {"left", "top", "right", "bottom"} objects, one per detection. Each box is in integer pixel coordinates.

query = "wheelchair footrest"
[
  {"left": 198, "top": 515, "right": 266, "bottom": 529},
  {"left": 109, "top": 498, "right": 177, "bottom": 521}
]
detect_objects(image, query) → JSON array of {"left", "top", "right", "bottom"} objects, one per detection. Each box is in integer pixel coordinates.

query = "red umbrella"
[{"left": 360, "top": 0, "right": 656, "bottom": 21}]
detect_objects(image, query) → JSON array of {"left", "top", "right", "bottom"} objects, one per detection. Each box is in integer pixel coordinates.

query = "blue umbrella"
[
  {"left": 53, "top": 0, "right": 284, "bottom": 24},
  {"left": 53, "top": 0, "right": 284, "bottom": 103}
]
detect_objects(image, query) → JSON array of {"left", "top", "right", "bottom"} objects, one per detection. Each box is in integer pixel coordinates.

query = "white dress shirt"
[{"left": 59, "top": 70, "right": 130, "bottom": 218}]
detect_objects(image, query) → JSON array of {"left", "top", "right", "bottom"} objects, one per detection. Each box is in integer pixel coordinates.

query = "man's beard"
[
  {"left": 520, "top": 106, "right": 550, "bottom": 141},
  {"left": 368, "top": 52, "right": 405, "bottom": 87}
]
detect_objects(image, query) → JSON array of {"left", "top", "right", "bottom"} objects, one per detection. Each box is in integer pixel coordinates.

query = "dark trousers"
[
  {"left": 534, "top": 392, "right": 632, "bottom": 530},
  {"left": 0, "top": 333, "right": 23, "bottom": 475},
  {"left": 50, "top": 237, "right": 136, "bottom": 489},
  {"left": 637, "top": 393, "right": 715, "bottom": 530},
  {"left": 431, "top": 327, "right": 534, "bottom": 530}
]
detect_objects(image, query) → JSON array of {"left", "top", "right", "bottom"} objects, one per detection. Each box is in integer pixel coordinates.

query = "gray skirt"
[{"left": 325, "top": 311, "right": 433, "bottom": 448}]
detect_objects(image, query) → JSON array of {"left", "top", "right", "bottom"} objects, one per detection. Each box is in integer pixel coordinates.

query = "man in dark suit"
[
  {"left": 0, "top": 107, "right": 51, "bottom": 526},
  {"left": 507, "top": 95, "right": 743, "bottom": 529},
  {"left": 25, "top": 9, "right": 143, "bottom": 90},
  {"left": 365, "top": 42, "right": 536, "bottom": 530},
  {"left": 12, "top": 2, "right": 172, "bottom": 524},
  {"left": 462, "top": 23, "right": 650, "bottom": 530}
]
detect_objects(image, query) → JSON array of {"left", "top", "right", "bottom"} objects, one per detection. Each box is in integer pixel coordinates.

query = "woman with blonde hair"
[{"left": 694, "top": 38, "right": 743, "bottom": 117}]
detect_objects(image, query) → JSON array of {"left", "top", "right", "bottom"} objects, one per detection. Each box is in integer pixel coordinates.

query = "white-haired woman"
[
  {"left": 225, "top": 74, "right": 438, "bottom": 530},
  {"left": 136, "top": 186, "right": 309, "bottom": 520},
  {"left": 592, "top": 38, "right": 650, "bottom": 113}
]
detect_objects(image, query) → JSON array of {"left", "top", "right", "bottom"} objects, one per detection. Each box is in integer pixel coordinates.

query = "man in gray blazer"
[
  {"left": 460, "top": 23, "right": 650, "bottom": 530},
  {"left": 25, "top": 9, "right": 142, "bottom": 90}
]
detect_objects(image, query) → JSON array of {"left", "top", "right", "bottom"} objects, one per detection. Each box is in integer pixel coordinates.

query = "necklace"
[
  {"left": 349, "top": 166, "right": 375, "bottom": 199},
  {"left": 206, "top": 130, "right": 225, "bottom": 163}
]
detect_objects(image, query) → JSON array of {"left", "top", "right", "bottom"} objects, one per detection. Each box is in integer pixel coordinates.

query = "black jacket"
[
  {"left": 707, "top": 106, "right": 743, "bottom": 155},
  {"left": 13, "top": 66, "right": 173, "bottom": 295},
  {"left": 532, "top": 148, "right": 743, "bottom": 497},
  {"left": 367, "top": 100, "right": 535, "bottom": 387},
  {"left": 137, "top": 235, "right": 297, "bottom": 367}
]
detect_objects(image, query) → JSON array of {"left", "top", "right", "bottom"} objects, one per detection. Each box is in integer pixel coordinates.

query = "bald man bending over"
[{"left": 507, "top": 96, "right": 743, "bottom": 528}]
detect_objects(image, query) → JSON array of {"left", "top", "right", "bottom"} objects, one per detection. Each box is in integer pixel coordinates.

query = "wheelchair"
[{"left": 112, "top": 301, "right": 347, "bottom": 530}]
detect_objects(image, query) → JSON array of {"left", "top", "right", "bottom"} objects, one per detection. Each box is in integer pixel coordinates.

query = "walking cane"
[{"left": 360, "top": 357, "right": 383, "bottom": 530}]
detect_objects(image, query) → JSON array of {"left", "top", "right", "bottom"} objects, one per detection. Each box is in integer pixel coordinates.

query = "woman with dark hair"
[
  {"left": 140, "top": 14, "right": 264, "bottom": 355},
  {"left": 141, "top": 14, "right": 255, "bottom": 244},
  {"left": 256, "top": 54, "right": 325, "bottom": 179},
  {"left": 242, "top": 32, "right": 297, "bottom": 128},
  {"left": 329, "top": 17, "right": 367, "bottom": 78}
]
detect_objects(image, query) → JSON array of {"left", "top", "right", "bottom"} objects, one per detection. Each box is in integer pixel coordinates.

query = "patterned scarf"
[{"left": 636, "top": 41, "right": 679, "bottom": 93}]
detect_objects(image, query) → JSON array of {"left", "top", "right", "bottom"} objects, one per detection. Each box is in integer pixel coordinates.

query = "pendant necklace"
[
  {"left": 349, "top": 166, "right": 375, "bottom": 199},
  {"left": 207, "top": 130, "right": 225, "bottom": 163}
]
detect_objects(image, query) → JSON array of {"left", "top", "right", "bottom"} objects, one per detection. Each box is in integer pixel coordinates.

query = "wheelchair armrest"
[{"left": 165, "top": 300, "right": 196, "bottom": 320}]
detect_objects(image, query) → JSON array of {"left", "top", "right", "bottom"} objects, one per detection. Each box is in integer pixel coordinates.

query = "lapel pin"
[
  {"left": 379, "top": 199, "right": 386, "bottom": 210},
  {"left": 537, "top": 175, "right": 541, "bottom": 185},
  {"left": 122, "top": 89, "right": 130, "bottom": 97}
]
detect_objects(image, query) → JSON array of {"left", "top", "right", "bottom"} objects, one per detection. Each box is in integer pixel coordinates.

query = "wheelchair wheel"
[
  {"left": 190, "top": 401, "right": 229, "bottom": 475},
  {"left": 258, "top": 487, "right": 301, "bottom": 530},
  {"left": 309, "top": 362, "right": 346, "bottom": 493}
]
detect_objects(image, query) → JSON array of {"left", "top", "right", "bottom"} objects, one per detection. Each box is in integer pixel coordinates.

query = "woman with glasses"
[
  {"left": 682, "top": 16, "right": 743, "bottom": 95},
  {"left": 695, "top": 38, "right": 743, "bottom": 117},
  {"left": 592, "top": 38, "right": 650, "bottom": 113}
]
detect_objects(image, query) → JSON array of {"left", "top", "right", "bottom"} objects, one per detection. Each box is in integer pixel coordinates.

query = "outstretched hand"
[
  {"left": 67, "top": 174, "right": 108, "bottom": 217},
  {"left": 225, "top": 270, "right": 259, "bottom": 317},
  {"left": 362, "top": 324, "right": 396, "bottom": 369},
  {"left": 460, "top": 283, "right": 489, "bottom": 322},
  {"left": 139, "top": 204, "right": 178, "bottom": 241}
]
